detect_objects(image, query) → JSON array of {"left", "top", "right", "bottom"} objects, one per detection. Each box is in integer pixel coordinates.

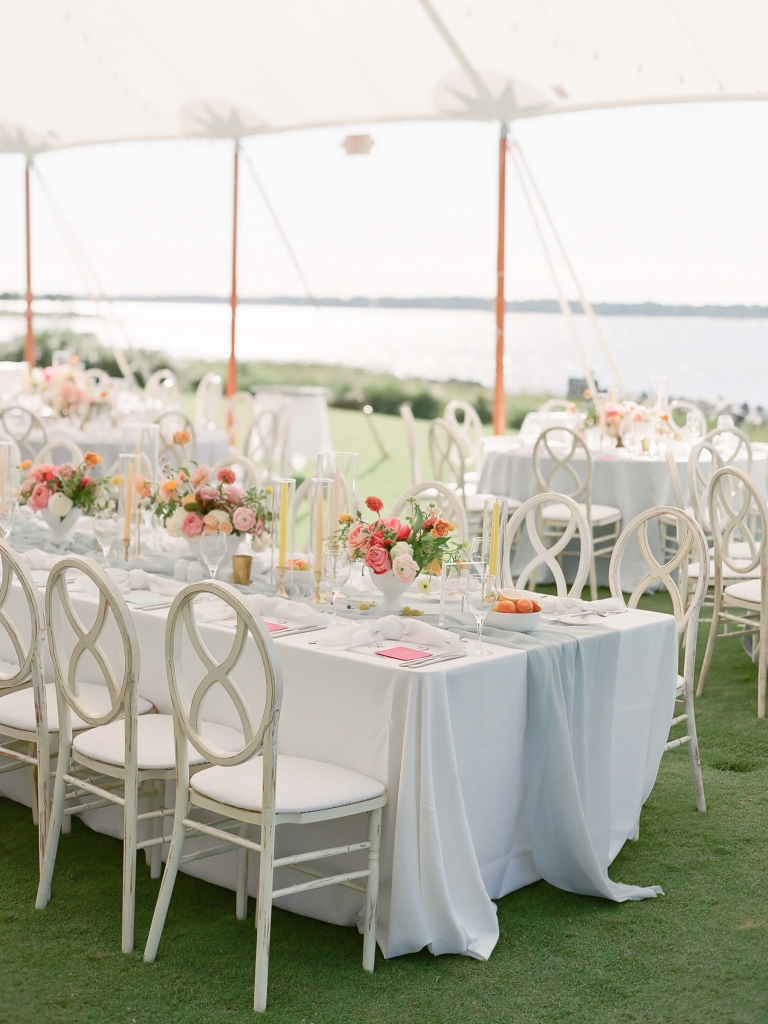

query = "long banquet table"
[{"left": 0, "top": 569, "right": 678, "bottom": 960}]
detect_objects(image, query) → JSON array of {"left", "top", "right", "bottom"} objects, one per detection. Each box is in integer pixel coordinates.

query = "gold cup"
[{"left": 232, "top": 554, "right": 253, "bottom": 586}]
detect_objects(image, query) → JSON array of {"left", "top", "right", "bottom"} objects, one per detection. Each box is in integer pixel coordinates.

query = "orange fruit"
[
  {"left": 494, "top": 600, "right": 517, "bottom": 613},
  {"left": 515, "top": 598, "right": 534, "bottom": 614},
  {"left": 530, "top": 600, "right": 542, "bottom": 613}
]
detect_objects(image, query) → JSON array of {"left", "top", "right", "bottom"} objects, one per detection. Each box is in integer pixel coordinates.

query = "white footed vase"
[
  {"left": 39, "top": 507, "right": 82, "bottom": 545},
  {"left": 371, "top": 569, "right": 413, "bottom": 612},
  {"left": 185, "top": 534, "right": 242, "bottom": 579}
]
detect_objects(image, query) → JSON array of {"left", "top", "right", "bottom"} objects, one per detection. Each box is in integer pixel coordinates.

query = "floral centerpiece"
[
  {"left": 144, "top": 432, "right": 271, "bottom": 558},
  {"left": 336, "top": 495, "right": 464, "bottom": 610},
  {"left": 20, "top": 451, "right": 107, "bottom": 541}
]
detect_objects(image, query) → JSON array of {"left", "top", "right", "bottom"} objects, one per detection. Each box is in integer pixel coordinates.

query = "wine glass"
[
  {"left": 93, "top": 510, "right": 117, "bottom": 563},
  {"left": 322, "top": 546, "right": 350, "bottom": 624},
  {"left": 686, "top": 412, "right": 702, "bottom": 444},
  {"left": 0, "top": 499, "right": 19, "bottom": 541},
  {"left": 200, "top": 530, "right": 227, "bottom": 579},
  {"left": 465, "top": 561, "right": 496, "bottom": 655}
]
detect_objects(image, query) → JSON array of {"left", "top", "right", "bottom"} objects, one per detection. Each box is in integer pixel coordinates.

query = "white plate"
[{"left": 485, "top": 610, "right": 542, "bottom": 633}]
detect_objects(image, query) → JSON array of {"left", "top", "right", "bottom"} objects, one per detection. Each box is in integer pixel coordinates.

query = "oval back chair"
[
  {"left": 698, "top": 467, "right": 768, "bottom": 718},
  {"left": 704, "top": 425, "right": 752, "bottom": 471},
  {"left": 443, "top": 400, "right": 483, "bottom": 475},
  {"left": 144, "top": 368, "right": 181, "bottom": 412},
  {"left": 0, "top": 406, "right": 47, "bottom": 463},
  {"left": 194, "top": 372, "right": 223, "bottom": 432},
  {"left": 668, "top": 400, "right": 707, "bottom": 438},
  {"left": 389, "top": 481, "right": 468, "bottom": 542},
  {"left": 213, "top": 453, "right": 262, "bottom": 490},
  {"left": 609, "top": 506, "right": 709, "bottom": 811},
  {"left": 145, "top": 581, "right": 386, "bottom": 1012},
  {"left": 502, "top": 492, "right": 591, "bottom": 597},
  {"left": 248, "top": 401, "right": 291, "bottom": 478},
  {"left": 428, "top": 418, "right": 465, "bottom": 492},
  {"left": 33, "top": 437, "right": 85, "bottom": 467},
  {"left": 687, "top": 440, "right": 724, "bottom": 534}
]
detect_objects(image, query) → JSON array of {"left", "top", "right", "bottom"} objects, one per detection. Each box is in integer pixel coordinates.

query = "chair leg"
[
  {"left": 36, "top": 731, "right": 50, "bottom": 878},
  {"left": 629, "top": 819, "right": 640, "bottom": 842},
  {"left": 149, "top": 785, "right": 164, "bottom": 880},
  {"left": 236, "top": 822, "right": 249, "bottom": 920},
  {"left": 362, "top": 807, "right": 382, "bottom": 973},
  {"left": 758, "top": 616, "right": 768, "bottom": 719},
  {"left": 682, "top": 680, "right": 706, "bottom": 812},
  {"left": 697, "top": 588, "right": 722, "bottom": 696},
  {"left": 144, "top": 812, "right": 187, "bottom": 962},
  {"left": 122, "top": 771, "right": 139, "bottom": 954},
  {"left": 28, "top": 742, "right": 39, "bottom": 826},
  {"left": 588, "top": 551, "right": 598, "bottom": 602},
  {"left": 254, "top": 818, "right": 276, "bottom": 1013},
  {"left": 36, "top": 736, "right": 71, "bottom": 909}
]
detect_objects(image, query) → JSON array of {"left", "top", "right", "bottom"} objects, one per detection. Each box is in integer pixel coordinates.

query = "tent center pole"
[
  {"left": 24, "top": 158, "right": 35, "bottom": 367},
  {"left": 227, "top": 141, "right": 239, "bottom": 398},
  {"left": 493, "top": 123, "right": 508, "bottom": 435}
]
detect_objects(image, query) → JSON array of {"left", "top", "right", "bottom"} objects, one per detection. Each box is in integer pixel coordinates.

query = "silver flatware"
[{"left": 399, "top": 651, "right": 467, "bottom": 670}]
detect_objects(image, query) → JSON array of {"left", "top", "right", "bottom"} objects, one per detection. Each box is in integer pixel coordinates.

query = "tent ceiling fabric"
[{"left": 1, "top": 0, "right": 766, "bottom": 155}]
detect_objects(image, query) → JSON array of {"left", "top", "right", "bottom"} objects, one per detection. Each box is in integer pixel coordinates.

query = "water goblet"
[
  {"left": 93, "top": 510, "right": 118, "bottom": 563},
  {"left": 0, "top": 499, "right": 19, "bottom": 541},
  {"left": 323, "top": 546, "right": 351, "bottom": 624},
  {"left": 465, "top": 561, "right": 497, "bottom": 655},
  {"left": 200, "top": 529, "right": 228, "bottom": 579}
]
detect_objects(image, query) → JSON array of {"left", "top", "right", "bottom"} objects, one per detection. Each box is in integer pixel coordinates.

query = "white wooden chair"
[
  {"left": 609, "top": 506, "right": 708, "bottom": 811},
  {"left": 144, "top": 368, "right": 181, "bottom": 412},
  {"left": 248, "top": 401, "right": 291, "bottom": 479},
  {"left": 697, "top": 468, "right": 768, "bottom": 717},
  {"left": 399, "top": 403, "right": 421, "bottom": 484},
  {"left": 0, "top": 406, "right": 47, "bottom": 463},
  {"left": 533, "top": 427, "right": 622, "bottom": 600},
  {"left": 659, "top": 451, "right": 694, "bottom": 565},
  {"left": 35, "top": 556, "right": 198, "bottom": 953},
  {"left": 389, "top": 480, "right": 468, "bottom": 542},
  {"left": 33, "top": 438, "right": 85, "bottom": 467},
  {"left": 443, "top": 399, "right": 484, "bottom": 480},
  {"left": 704, "top": 425, "right": 752, "bottom": 471},
  {"left": 194, "top": 372, "right": 223, "bottom": 432},
  {"left": 212, "top": 453, "right": 262, "bottom": 490},
  {"left": 668, "top": 400, "right": 707, "bottom": 438},
  {"left": 144, "top": 581, "right": 387, "bottom": 1012},
  {"left": 84, "top": 368, "right": 112, "bottom": 392},
  {"left": 226, "top": 391, "right": 255, "bottom": 454},
  {"left": 502, "top": 492, "right": 591, "bottom": 597},
  {"left": 0, "top": 540, "right": 49, "bottom": 871}
]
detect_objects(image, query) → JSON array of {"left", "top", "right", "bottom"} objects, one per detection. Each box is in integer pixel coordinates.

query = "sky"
[{"left": 0, "top": 99, "right": 767, "bottom": 306}]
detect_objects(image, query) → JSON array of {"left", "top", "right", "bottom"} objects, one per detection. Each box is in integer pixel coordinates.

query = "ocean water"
[{"left": 0, "top": 299, "right": 765, "bottom": 406}]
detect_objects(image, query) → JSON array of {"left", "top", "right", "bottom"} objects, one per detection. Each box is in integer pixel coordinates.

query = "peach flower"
[
  {"left": 190, "top": 465, "right": 210, "bottom": 488},
  {"left": 181, "top": 513, "right": 204, "bottom": 537},
  {"left": 29, "top": 482, "right": 50, "bottom": 510}
]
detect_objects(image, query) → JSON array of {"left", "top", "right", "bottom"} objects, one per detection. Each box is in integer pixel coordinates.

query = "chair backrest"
[
  {"left": 0, "top": 406, "right": 47, "bottom": 463},
  {"left": 0, "top": 539, "right": 46, "bottom": 698},
  {"left": 503, "top": 493, "right": 592, "bottom": 596},
  {"left": 45, "top": 556, "right": 140, "bottom": 731},
  {"left": 399, "top": 403, "right": 421, "bottom": 483},
  {"left": 144, "top": 368, "right": 181, "bottom": 411},
  {"left": 248, "top": 402, "right": 291, "bottom": 477},
  {"left": 165, "top": 580, "right": 282, "bottom": 768},
  {"left": 443, "top": 400, "right": 483, "bottom": 471},
  {"left": 668, "top": 400, "right": 707, "bottom": 436},
  {"left": 532, "top": 427, "right": 592, "bottom": 511},
  {"left": 665, "top": 451, "right": 685, "bottom": 510},
  {"left": 538, "top": 399, "right": 575, "bottom": 415},
  {"left": 428, "top": 418, "right": 465, "bottom": 492},
  {"left": 33, "top": 438, "right": 85, "bottom": 468},
  {"left": 687, "top": 440, "right": 723, "bottom": 532},
  {"left": 194, "top": 372, "right": 223, "bottom": 431},
  {"left": 213, "top": 453, "right": 262, "bottom": 490},
  {"left": 389, "top": 481, "right": 468, "bottom": 542},
  {"left": 707, "top": 467, "right": 768, "bottom": 588},
  {"left": 226, "top": 392, "right": 255, "bottom": 454},
  {"left": 704, "top": 425, "right": 752, "bottom": 471}
]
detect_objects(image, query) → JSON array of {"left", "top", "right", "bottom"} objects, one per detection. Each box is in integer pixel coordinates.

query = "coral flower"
[
  {"left": 20, "top": 460, "right": 31, "bottom": 470},
  {"left": 173, "top": 429, "right": 192, "bottom": 446},
  {"left": 430, "top": 520, "right": 453, "bottom": 538},
  {"left": 161, "top": 479, "right": 178, "bottom": 495},
  {"left": 217, "top": 467, "right": 236, "bottom": 485},
  {"left": 365, "top": 496, "right": 384, "bottom": 513},
  {"left": 84, "top": 451, "right": 102, "bottom": 467}
]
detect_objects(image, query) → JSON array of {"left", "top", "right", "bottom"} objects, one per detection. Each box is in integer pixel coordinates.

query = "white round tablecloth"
[
  {"left": 479, "top": 440, "right": 768, "bottom": 590},
  {"left": 252, "top": 385, "right": 333, "bottom": 472},
  {"left": 44, "top": 424, "right": 230, "bottom": 474}
]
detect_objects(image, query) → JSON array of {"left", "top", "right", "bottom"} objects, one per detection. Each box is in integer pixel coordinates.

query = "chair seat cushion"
[
  {"left": 0, "top": 681, "right": 153, "bottom": 734},
  {"left": 72, "top": 714, "right": 244, "bottom": 770},
  {"left": 190, "top": 755, "right": 385, "bottom": 814},
  {"left": 543, "top": 502, "right": 621, "bottom": 525},
  {"left": 723, "top": 579, "right": 762, "bottom": 605},
  {"left": 688, "top": 560, "right": 761, "bottom": 580}
]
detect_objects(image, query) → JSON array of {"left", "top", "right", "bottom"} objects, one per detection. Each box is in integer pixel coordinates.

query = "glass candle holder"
[
  {"left": 481, "top": 497, "right": 509, "bottom": 585},
  {"left": 316, "top": 451, "right": 358, "bottom": 537},
  {"left": 308, "top": 477, "right": 333, "bottom": 603},
  {"left": 270, "top": 478, "right": 295, "bottom": 596},
  {"left": 117, "top": 452, "right": 141, "bottom": 562},
  {"left": 121, "top": 422, "right": 160, "bottom": 482}
]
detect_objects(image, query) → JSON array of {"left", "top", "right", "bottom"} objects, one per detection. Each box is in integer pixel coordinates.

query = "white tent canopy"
[{"left": 1, "top": 0, "right": 767, "bottom": 155}]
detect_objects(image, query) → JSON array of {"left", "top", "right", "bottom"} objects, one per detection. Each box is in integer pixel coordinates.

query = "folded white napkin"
[
  {"left": 538, "top": 596, "right": 626, "bottom": 619},
  {"left": 193, "top": 592, "right": 325, "bottom": 627},
  {"left": 21, "top": 549, "right": 65, "bottom": 572},
  {"left": 107, "top": 568, "right": 186, "bottom": 597},
  {"left": 317, "top": 613, "right": 463, "bottom": 651}
]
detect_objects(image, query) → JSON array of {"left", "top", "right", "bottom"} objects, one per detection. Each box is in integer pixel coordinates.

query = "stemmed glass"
[
  {"left": 93, "top": 510, "right": 118, "bottom": 564},
  {"left": 200, "top": 530, "right": 228, "bottom": 580},
  {"left": 322, "top": 546, "right": 350, "bottom": 624},
  {"left": 0, "top": 499, "right": 19, "bottom": 541},
  {"left": 465, "top": 561, "right": 496, "bottom": 655}
]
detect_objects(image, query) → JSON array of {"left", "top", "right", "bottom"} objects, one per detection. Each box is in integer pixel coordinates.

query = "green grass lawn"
[{"left": 1, "top": 418, "right": 767, "bottom": 1023}]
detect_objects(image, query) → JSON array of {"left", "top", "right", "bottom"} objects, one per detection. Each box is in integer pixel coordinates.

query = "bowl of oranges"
[{"left": 485, "top": 591, "right": 543, "bottom": 633}]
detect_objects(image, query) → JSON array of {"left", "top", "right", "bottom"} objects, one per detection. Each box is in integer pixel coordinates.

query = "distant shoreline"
[{"left": 1, "top": 294, "right": 767, "bottom": 319}]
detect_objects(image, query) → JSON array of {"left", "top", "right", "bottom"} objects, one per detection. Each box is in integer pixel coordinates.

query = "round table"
[
  {"left": 45, "top": 424, "right": 230, "bottom": 475},
  {"left": 251, "top": 385, "right": 333, "bottom": 472}
]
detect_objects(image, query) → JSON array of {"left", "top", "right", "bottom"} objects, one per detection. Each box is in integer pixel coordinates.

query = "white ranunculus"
[
  {"left": 392, "top": 552, "right": 419, "bottom": 584},
  {"left": 47, "top": 492, "right": 73, "bottom": 518},
  {"left": 211, "top": 508, "right": 230, "bottom": 524},
  {"left": 166, "top": 506, "right": 188, "bottom": 537},
  {"left": 390, "top": 540, "right": 413, "bottom": 559}
]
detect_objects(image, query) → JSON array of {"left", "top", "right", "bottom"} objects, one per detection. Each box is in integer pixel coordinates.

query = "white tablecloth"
[
  {"left": 251, "top": 386, "right": 333, "bottom": 472},
  {"left": 0, "top": 578, "right": 677, "bottom": 960},
  {"left": 479, "top": 442, "right": 768, "bottom": 589},
  {"left": 44, "top": 424, "right": 230, "bottom": 473}
]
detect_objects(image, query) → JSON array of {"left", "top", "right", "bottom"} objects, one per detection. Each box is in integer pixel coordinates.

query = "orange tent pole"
[
  {"left": 492, "top": 124, "right": 508, "bottom": 435},
  {"left": 226, "top": 141, "right": 239, "bottom": 397},
  {"left": 24, "top": 159, "right": 35, "bottom": 367}
]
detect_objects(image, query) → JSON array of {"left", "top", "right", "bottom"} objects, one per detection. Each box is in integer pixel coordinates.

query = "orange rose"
[
  {"left": 430, "top": 520, "right": 453, "bottom": 538},
  {"left": 173, "top": 429, "right": 192, "bottom": 446},
  {"left": 84, "top": 451, "right": 102, "bottom": 467},
  {"left": 218, "top": 520, "right": 233, "bottom": 535},
  {"left": 20, "top": 459, "right": 32, "bottom": 470}
]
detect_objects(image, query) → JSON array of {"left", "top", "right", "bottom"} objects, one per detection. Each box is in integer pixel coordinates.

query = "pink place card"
[
  {"left": 264, "top": 621, "right": 288, "bottom": 633},
  {"left": 376, "top": 646, "right": 429, "bottom": 661}
]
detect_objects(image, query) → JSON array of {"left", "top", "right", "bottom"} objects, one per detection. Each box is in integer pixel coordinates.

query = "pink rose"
[
  {"left": 29, "top": 482, "right": 50, "bottom": 510},
  {"left": 366, "top": 545, "right": 391, "bottom": 575},
  {"left": 217, "top": 467, "right": 236, "bottom": 485},
  {"left": 382, "top": 517, "right": 411, "bottom": 541},
  {"left": 190, "top": 465, "right": 210, "bottom": 488},
  {"left": 20, "top": 477, "right": 35, "bottom": 495},
  {"left": 198, "top": 485, "right": 218, "bottom": 502},
  {"left": 232, "top": 506, "right": 256, "bottom": 532},
  {"left": 347, "top": 523, "right": 368, "bottom": 549},
  {"left": 223, "top": 484, "right": 244, "bottom": 503},
  {"left": 181, "top": 513, "right": 204, "bottom": 537},
  {"left": 57, "top": 462, "right": 75, "bottom": 479}
]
